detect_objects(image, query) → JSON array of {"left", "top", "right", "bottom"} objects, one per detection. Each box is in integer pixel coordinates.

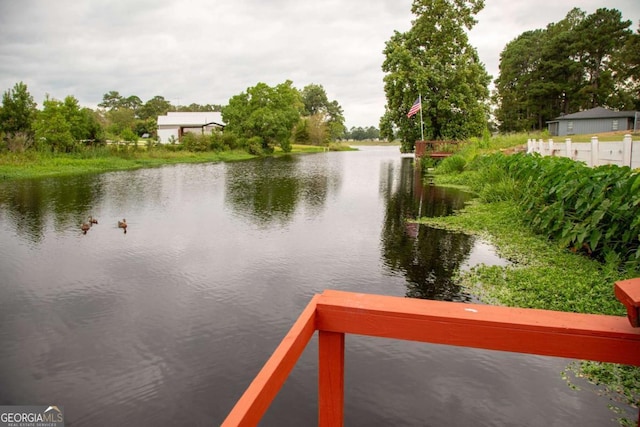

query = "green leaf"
[
  {"left": 589, "top": 229, "right": 602, "bottom": 252},
  {"left": 630, "top": 173, "right": 640, "bottom": 193}
]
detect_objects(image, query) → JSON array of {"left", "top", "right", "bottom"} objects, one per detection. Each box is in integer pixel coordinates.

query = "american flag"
[{"left": 407, "top": 97, "right": 421, "bottom": 118}]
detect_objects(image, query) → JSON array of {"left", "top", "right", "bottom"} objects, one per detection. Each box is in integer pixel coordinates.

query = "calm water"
[{"left": 0, "top": 146, "right": 627, "bottom": 426}]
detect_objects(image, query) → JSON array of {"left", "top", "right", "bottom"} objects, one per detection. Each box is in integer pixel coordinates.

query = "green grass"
[
  {"left": 0, "top": 145, "right": 333, "bottom": 180},
  {"left": 418, "top": 200, "right": 629, "bottom": 314},
  {"left": 347, "top": 139, "right": 401, "bottom": 146}
]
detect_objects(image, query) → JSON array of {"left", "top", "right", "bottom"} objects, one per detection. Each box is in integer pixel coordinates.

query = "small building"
[
  {"left": 547, "top": 107, "right": 639, "bottom": 137},
  {"left": 157, "top": 112, "right": 225, "bottom": 143}
]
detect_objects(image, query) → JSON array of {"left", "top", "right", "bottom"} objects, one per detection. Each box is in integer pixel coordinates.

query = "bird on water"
[{"left": 81, "top": 222, "right": 91, "bottom": 234}]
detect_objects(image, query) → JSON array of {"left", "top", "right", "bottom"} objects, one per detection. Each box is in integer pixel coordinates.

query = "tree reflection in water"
[
  {"left": 225, "top": 155, "right": 340, "bottom": 227},
  {"left": 380, "top": 157, "right": 475, "bottom": 301}
]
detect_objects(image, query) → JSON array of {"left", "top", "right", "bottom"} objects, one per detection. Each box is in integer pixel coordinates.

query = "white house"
[{"left": 157, "top": 112, "right": 225, "bottom": 143}]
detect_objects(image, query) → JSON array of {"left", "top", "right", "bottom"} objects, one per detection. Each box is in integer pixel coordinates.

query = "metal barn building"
[
  {"left": 157, "top": 112, "right": 225, "bottom": 143},
  {"left": 547, "top": 107, "right": 639, "bottom": 136}
]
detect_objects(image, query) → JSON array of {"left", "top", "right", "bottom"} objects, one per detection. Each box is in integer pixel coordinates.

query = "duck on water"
[{"left": 118, "top": 219, "right": 127, "bottom": 233}]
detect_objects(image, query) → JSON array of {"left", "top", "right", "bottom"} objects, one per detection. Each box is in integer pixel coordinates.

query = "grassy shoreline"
[{"left": 0, "top": 144, "right": 337, "bottom": 181}]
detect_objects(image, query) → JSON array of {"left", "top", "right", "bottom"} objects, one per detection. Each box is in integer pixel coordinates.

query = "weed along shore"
[{"left": 416, "top": 149, "right": 640, "bottom": 425}]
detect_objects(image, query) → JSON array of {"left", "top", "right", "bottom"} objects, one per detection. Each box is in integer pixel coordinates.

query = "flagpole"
[{"left": 419, "top": 94, "right": 424, "bottom": 141}]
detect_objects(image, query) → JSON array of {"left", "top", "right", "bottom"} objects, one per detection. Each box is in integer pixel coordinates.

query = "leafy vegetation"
[
  {"left": 0, "top": 146, "right": 252, "bottom": 180},
  {"left": 221, "top": 80, "right": 302, "bottom": 154},
  {"left": 298, "top": 83, "right": 346, "bottom": 142},
  {"left": 452, "top": 153, "right": 640, "bottom": 269}
]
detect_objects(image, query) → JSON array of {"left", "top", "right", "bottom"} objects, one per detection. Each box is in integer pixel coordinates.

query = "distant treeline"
[
  {"left": 343, "top": 126, "right": 380, "bottom": 141},
  {"left": 0, "top": 80, "right": 381, "bottom": 155}
]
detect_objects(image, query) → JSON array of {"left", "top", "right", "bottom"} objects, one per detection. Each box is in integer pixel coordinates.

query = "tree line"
[
  {"left": 494, "top": 7, "right": 640, "bottom": 132},
  {"left": 380, "top": 0, "right": 640, "bottom": 151},
  {"left": 344, "top": 126, "right": 380, "bottom": 141},
  {"left": 0, "top": 81, "right": 356, "bottom": 154}
]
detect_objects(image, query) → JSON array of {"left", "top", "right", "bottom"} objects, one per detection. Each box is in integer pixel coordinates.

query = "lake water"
[{"left": 0, "top": 146, "right": 628, "bottom": 426}]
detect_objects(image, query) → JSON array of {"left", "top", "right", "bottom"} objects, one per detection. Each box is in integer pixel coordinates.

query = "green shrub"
[
  {"left": 478, "top": 176, "right": 518, "bottom": 203},
  {"left": 182, "top": 133, "right": 209, "bottom": 152},
  {"left": 246, "top": 136, "right": 264, "bottom": 156},
  {"left": 436, "top": 154, "right": 466, "bottom": 174},
  {"left": 222, "top": 132, "right": 239, "bottom": 150},
  {"left": 466, "top": 153, "right": 640, "bottom": 269}
]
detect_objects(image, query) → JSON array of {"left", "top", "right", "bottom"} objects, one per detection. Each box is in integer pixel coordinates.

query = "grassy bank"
[
  {"left": 0, "top": 143, "right": 339, "bottom": 181},
  {"left": 418, "top": 200, "right": 629, "bottom": 314}
]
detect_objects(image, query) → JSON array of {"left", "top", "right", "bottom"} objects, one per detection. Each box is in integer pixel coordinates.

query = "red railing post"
[
  {"left": 318, "top": 330, "right": 345, "bottom": 427},
  {"left": 614, "top": 278, "right": 640, "bottom": 427},
  {"left": 615, "top": 278, "right": 640, "bottom": 328}
]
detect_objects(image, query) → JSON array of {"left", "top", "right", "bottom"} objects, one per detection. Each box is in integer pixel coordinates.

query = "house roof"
[
  {"left": 553, "top": 107, "right": 638, "bottom": 121},
  {"left": 157, "top": 112, "right": 224, "bottom": 126}
]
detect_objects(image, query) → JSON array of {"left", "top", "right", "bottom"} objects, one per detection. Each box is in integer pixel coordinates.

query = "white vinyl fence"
[{"left": 527, "top": 134, "right": 640, "bottom": 168}]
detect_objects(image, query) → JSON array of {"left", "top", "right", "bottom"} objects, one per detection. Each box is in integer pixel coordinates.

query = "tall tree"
[
  {"left": 300, "top": 84, "right": 346, "bottom": 140},
  {"left": 493, "top": 30, "right": 547, "bottom": 132},
  {"left": 33, "top": 96, "right": 75, "bottom": 152},
  {"left": 494, "top": 9, "right": 586, "bottom": 132},
  {"left": 0, "top": 81, "right": 38, "bottom": 138},
  {"left": 138, "top": 95, "right": 172, "bottom": 120},
  {"left": 381, "top": 0, "right": 491, "bottom": 152},
  {"left": 122, "top": 95, "right": 143, "bottom": 113},
  {"left": 98, "top": 91, "right": 124, "bottom": 110},
  {"left": 106, "top": 108, "right": 135, "bottom": 136},
  {"left": 301, "top": 84, "right": 329, "bottom": 116},
  {"left": 58, "top": 96, "right": 103, "bottom": 142},
  {"left": 222, "top": 80, "right": 303, "bottom": 153},
  {"left": 494, "top": 8, "right": 637, "bottom": 132},
  {"left": 573, "top": 8, "right": 632, "bottom": 108},
  {"left": 617, "top": 23, "right": 640, "bottom": 109}
]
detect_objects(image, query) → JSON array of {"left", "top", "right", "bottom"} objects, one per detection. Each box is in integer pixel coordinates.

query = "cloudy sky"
[{"left": 1, "top": 1, "right": 639, "bottom": 128}]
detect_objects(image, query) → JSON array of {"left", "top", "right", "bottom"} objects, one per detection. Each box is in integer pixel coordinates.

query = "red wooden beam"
[
  {"left": 316, "top": 290, "right": 640, "bottom": 366},
  {"left": 221, "top": 295, "right": 320, "bottom": 427}
]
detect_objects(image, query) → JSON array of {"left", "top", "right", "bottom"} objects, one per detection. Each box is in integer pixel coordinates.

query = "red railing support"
[{"left": 318, "top": 330, "right": 345, "bottom": 427}]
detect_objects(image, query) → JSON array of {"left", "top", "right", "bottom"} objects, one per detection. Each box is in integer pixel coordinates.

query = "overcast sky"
[{"left": 1, "top": 1, "right": 639, "bottom": 128}]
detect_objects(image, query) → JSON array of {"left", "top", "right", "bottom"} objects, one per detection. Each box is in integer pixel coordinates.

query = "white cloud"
[{"left": 0, "top": 0, "right": 638, "bottom": 128}]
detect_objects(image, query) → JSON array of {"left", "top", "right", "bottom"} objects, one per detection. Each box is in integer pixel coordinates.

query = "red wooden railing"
[
  {"left": 414, "top": 140, "right": 460, "bottom": 159},
  {"left": 222, "top": 279, "right": 640, "bottom": 426}
]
